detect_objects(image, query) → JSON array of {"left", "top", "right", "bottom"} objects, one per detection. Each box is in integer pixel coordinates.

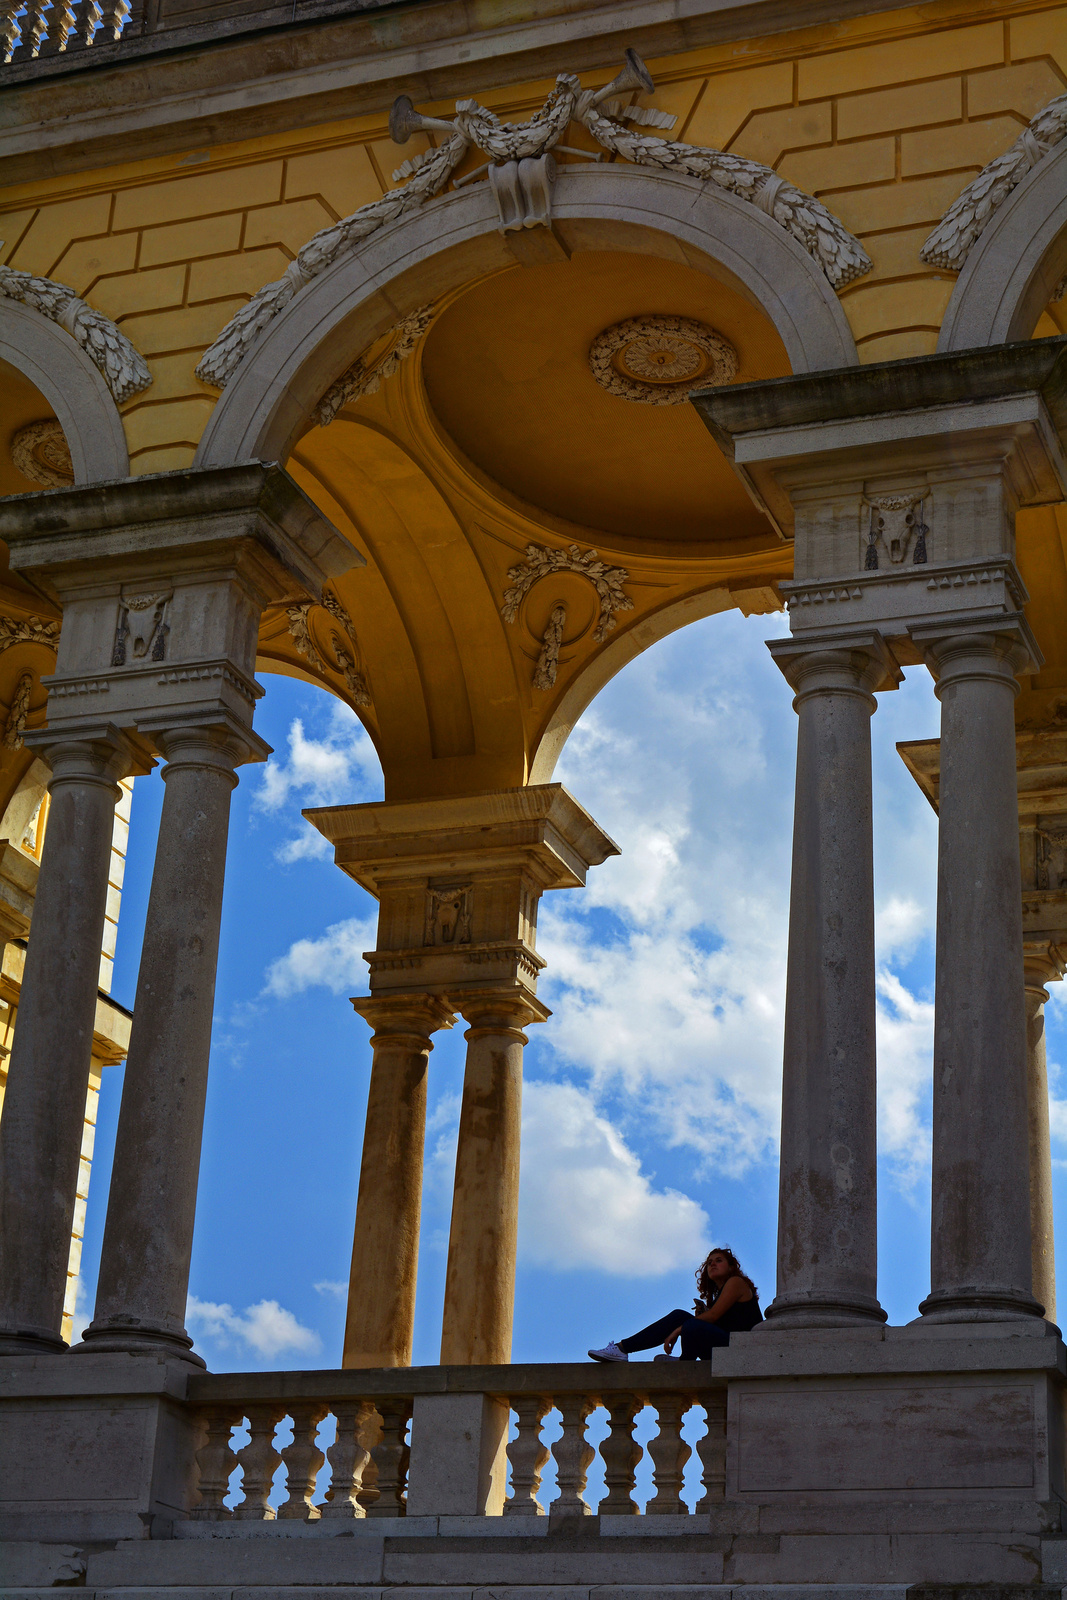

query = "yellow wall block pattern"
[
  {"left": 0, "top": 210, "right": 37, "bottom": 259},
  {"left": 118, "top": 299, "right": 248, "bottom": 357},
  {"left": 128, "top": 444, "right": 197, "bottom": 473},
  {"left": 9, "top": 194, "right": 114, "bottom": 275},
  {"left": 900, "top": 113, "right": 1030, "bottom": 173},
  {"left": 858, "top": 328, "right": 941, "bottom": 361},
  {"left": 243, "top": 197, "right": 336, "bottom": 254},
  {"left": 731, "top": 102, "right": 833, "bottom": 165},
  {"left": 836, "top": 78, "right": 963, "bottom": 140},
  {"left": 139, "top": 212, "right": 244, "bottom": 268},
  {"left": 139, "top": 351, "right": 217, "bottom": 400},
  {"left": 52, "top": 233, "right": 138, "bottom": 296},
  {"left": 187, "top": 246, "right": 290, "bottom": 303},
  {"left": 681, "top": 62, "right": 793, "bottom": 150},
  {"left": 841, "top": 275, "right": 956, "bottom": 340},
  {"left": 122, "top": 397, "right": 217, "bottom": 453},
  {"left": 860, "top": 225, "right": 943, "bottom": 280},
  {"left": 283, "top": 145, "right": 386, "bottom": 218},
  {"left": 1011, "top": 9, "right": 1067, "bottom": 76},
  {"left": 90, "top": 262, "right": 187, "bottom": 321},
  {"left": 829, "top": 171, "right": 972, "bottom": 234},
  {"left": 780, "top": 137, "right": 896, "bottom": 194},
  {"left": 797, "top": 21, "right": 1003, "bottom": 99},
  {"left": 967, "top": 58, "right": 1066, "bottom": 116},
  {"left": 111, "top": 161, "right": 284, "bottom": 231}
]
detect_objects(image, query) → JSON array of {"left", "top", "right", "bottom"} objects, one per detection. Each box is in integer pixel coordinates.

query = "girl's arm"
[{"left": 696, "top": 1276, "right": 745, "bottom": 1322}]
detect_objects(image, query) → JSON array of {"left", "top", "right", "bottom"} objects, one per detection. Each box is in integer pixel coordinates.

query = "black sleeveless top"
[{"left": 704, "top": 1284, "right": 763, "bottom": 1334}]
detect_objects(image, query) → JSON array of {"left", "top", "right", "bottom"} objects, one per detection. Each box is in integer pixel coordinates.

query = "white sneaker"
[{"left": 588, "top": 1340, "right": 628, "bottom": 1362}]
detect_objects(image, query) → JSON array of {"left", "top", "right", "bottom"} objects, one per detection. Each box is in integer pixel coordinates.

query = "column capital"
[
  {"left": 150, "top": 718, "right": 271, "bottom": 775},
  {"left": 910, "top": 615, "right": 1042, "bottom": 693},
  {"left": 767, "top": 631, "right": 901, "bottom": 705},
  {"left": 351, "top": 993, "right": 456, "bottom": 1043},
  {"left": 1024, "top": 939, "right": 1067, "bottom": 996},
  {"left": 455, "top": 987, "right": 551, "bottom": 1041},
  {"left": 23, "top": 724, "right": 139, "bottom": 791}
]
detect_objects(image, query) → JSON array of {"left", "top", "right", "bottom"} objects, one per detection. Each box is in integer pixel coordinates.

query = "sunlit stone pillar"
[
  {"left": 343, "top": 995, "right": 454, "bottom": 1369},
  {"left": 763, "top": 633, "right": 898, "bottom": 1330},
  {"left": 0, "top": 731, "right": 133, "bottom": 1354},
  {"left": 440, "top": 990, "right": 548, "bottom": 1367},
  {"left": 915, "top": 624, "right": 1043, "bottom": 1323},
  {"left": 80, "top": 725, "right": 264, "bottom": 1361}
]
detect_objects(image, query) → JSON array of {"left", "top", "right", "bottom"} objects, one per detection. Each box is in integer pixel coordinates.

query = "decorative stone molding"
[
  {"left": 9, "top": 419, "right": 73, "bottom": 487},
  {"left": 0, "top": 262, "right": 152, "bottom": 404},
  {"left": 589, "top": 315, "right": 738, "bottom": 405},
  {"left": 501, "top": 543, "right": 632, "bottom": 644},
  {"left": 0, "top": 616, "right": 60, "bottom": 653},
  {"left": 285, "top": 588, "right": 371, "bottom": 708},
  {"left": 862, "top": 493, "right": 928, "bottom": 570},
  {"left": 111, "top": 591, "right": 170, "bottom": 666},
  {"left": 921, "top": 91, "right": 1067, "bottom": 270},
  {"left": 533, "top": 602, "right": 567, "bottom": 690},
  {"left": 2, "top": 672, "right": 33, "bottom": 750},
  {"left": 314, "top": 303, "right": 437, "bottom": 427},
  {"left": 424, "top": 885, "right": 473, "bottom": 946},
  {"left": 196, "top": 52, "right": 869, "bottom": 390}
]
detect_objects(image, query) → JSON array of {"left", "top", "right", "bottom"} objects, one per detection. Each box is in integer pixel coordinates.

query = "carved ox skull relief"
[
  {"left": 112, "top": 592, "right": 171, "bottom": 667},
  {"left": 863, "top": 494, "right": 928, "bottom": 570},
  {"left": 424, "top": 885, "right": 473, "bottom": 946}
]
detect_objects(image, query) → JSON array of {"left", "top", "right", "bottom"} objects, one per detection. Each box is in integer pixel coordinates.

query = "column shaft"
[
  {"left": 920, "top": 630, "right": 1040, "bottom": 1321},
  {"left": 80, "top": 728, "right": 245, "bottom": 1359},
  {"left": 1024, "top": 971, "right": 1056, "bottom": 1323},
  {"left": 440, "top": 995, "right": 543, "bottom": 1365},
  {"left": 343, "top": 998, "right": 453, "bottom": 1369},
  {"left": 765, "top": 641, "right": 891, "bottom": 1329},
  {"left": 0, "top": 735, "right": 130, "bottom": 1353}
]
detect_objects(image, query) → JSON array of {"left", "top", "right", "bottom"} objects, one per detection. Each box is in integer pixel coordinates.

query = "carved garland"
[
  {"left": 9, "top": 419, "right": 74, "bottom": 488},
  {"left": 921, "top": 91, "right": 1067, "bottom": 271},
  {"left": 501, "top": 543, "right": 633, "bottom": 648},
  {"left": 0, "top": 617, "right": 60, "bottom": 653},
  {"left": 314, "top": 303, "right": 438, "bottom": 426},
  {"left": 285, "top": 589, "right": 371, "bottom": 709},
  {"left": 3, "top": 671, "right": 33, "bottom": 751},
  {"left": 196, "top": 55, "right": 869, "bottom": 391},
  {"left": 0, "top": 261, "right": 152, "bottom": 404}
]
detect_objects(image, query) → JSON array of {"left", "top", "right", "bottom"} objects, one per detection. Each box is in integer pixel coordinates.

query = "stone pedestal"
[
  {"left": 306, "top": 785, "right": 617, "bottom": 1367},
  {"left": 0, "top": 732, "right": 134, "bottom": 1355},
  {"left": 764, "top": 634, "right": 898, "bottom": 1330},
  {"left": 343, "top": 995, "right": 454, "bottom": 1369}
]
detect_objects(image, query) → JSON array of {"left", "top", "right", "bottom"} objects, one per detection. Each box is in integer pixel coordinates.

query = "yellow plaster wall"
[{"left": 0, "top": 0, "right": 1064, "bottom": 471}]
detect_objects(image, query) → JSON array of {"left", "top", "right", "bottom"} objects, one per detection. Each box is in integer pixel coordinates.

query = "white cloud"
[
  {"left": 262, "top": 915, "right": 376, "bottom": 998},
  {"left": 187, "top": 1295, "right": 321, "bottom": 1357},
  {"left": 518, "top": 1081, "right": 710, "bottom": 1275},
  {"left": 875, "top": 968, "right": 934, "bottom": 1193},
  {"left": 254, "top": 703, "right": 382, "bottom": 861},
  {"left": 313, "top": 1280, "right": 348, "bottom": 1302}
]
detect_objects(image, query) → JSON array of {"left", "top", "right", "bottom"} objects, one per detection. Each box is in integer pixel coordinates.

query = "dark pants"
[{"left": 618, "top": 1309, "right": 728, "bottom": 1361}]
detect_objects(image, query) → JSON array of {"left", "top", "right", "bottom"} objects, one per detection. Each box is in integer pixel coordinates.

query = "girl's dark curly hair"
[{"left": 696, "top": 1246, "right": 757, "bottom": 1304}]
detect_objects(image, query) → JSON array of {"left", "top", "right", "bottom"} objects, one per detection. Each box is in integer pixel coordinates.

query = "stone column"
[
  {"left": 763, "top": 635, "right": 897, "bottom": 1330},
  {"left": 0, "top": 731, "right": 132, "bottom": 1354},
  {"left": 343, "top": 995, "right": 454, "bottom": 1369},
  {"left": 1023, "top": 945, "right": 1061, "bottom": 1323},
  {"left": 916, "top": 626, "right": 1042, "bottom": 1322},
  {"left": 79, "top": 726, "right": 258, "bottom": 1361},
  {"left": 440, "top": 991, "right": 547, "bottom": 1366}
]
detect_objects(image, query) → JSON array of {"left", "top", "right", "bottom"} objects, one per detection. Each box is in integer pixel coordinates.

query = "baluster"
[
  {"left": 63, "top": 0, "right": 100, "bottom": 47},
  {"left": 1, "top": 0, "right": 22, "bottom": 61},
  {"left": 363, "top": 1396, "right": 411, "bottom": 1517},
  {"left": 321, "top": 1400, "right": 373, "bottom": 1519},
  {"left": 646, "top": 1393, "right": 691, "bottom": 1514},
  {"left": 190, "top": 1406, "right": 241, "bottom": 1520},
  {"left": 94, "top": 0, "right": 127, "bottom": 43},
  {"left": 551, "top": 1395, "right": 594, "bottom": 1517},
  {"left": 233, "top": 1403, "right": 285, "bottom": 1520},
  {"left": 9, "top": 0, "right": 48, "bottom": 58},
  {"left": 599, "top": 1393, "right": 641, "bottom": 1515},
  {"left": 36, "top": 0, "right": 75, "bottom": 54},
  {"left": 694, "top": 1395, "right": 727, "bottom": 1507},
  {"left": 504, "top": 1394, "right": 551, "bottom": 1515},
  {"left": 277, "top": 1402, "right": 328, "bottom": 1520},
  {"left": 356, "top": 1404, "right": 381, "bottom": 1513}
]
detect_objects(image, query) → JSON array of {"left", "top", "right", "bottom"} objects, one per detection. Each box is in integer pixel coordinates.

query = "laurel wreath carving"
[{"left": 501, "top": 544, "right": 633, "bottom": 644}]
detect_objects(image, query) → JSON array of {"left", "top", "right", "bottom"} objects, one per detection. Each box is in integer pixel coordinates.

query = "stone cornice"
[{"left": 0, "top": 0, "right": 922, "bottom": 184}]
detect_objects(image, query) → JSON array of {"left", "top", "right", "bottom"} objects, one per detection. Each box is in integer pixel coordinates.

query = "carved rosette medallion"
[
  {"left": 589, "top": 316, "right": 738, "bottom": 405},
  {"left": 9, "top": 419, "right": 74, "bottom": 488}
]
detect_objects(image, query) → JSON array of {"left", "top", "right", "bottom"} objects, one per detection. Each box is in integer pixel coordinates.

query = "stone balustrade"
[{"left": 185, "top": 1364, "right": 727, "bottom": 1523}]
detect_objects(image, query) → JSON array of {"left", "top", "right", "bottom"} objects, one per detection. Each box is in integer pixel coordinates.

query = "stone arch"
[
  {"left": 937, "top": 141, "right": 1067, "bottom": 351},
  {"left": 0, "top": 298, "right": 130, "bottom": 485},
  {"left": 195, "top": 162, "right": 859, "bottom": 470}
]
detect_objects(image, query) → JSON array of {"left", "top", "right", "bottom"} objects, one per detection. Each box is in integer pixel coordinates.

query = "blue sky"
[{"left": 73, "top": 606, "right": 1067, "bottom": 1369}]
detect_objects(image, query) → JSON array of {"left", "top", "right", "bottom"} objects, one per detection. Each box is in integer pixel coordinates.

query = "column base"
[
  {"left": 761, "top": 1291, "right": 888, "bottom": 1330},
  {"left": 0, "top": 1325, "right": 68, "bottom": 1356},
  {"left": 76, "top": 1320, "right": 207, "bottom": 1368},
  {"left": 916, "top": 1285, "right": 1045, "bottom": 1323}
]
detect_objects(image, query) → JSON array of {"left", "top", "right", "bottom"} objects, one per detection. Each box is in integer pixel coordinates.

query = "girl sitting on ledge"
[{"left": 588, "top": 1246, "right": 762, "bottom": 1362}]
